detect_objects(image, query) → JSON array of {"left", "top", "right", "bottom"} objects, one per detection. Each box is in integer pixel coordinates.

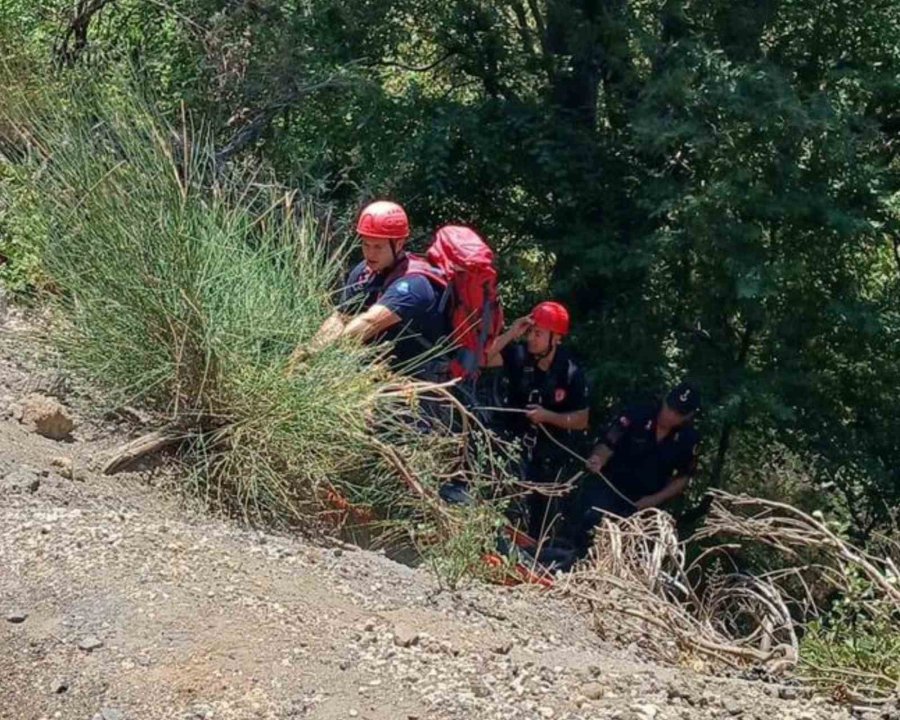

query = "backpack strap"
[{"left": 377, "top": 254, "right": 447, "bottom": 298}]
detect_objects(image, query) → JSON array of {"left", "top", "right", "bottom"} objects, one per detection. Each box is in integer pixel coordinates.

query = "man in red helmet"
[
  {"left": 295, "top": 200, "right": 450, "bottom": 377},
  {"left": 483, "top": 302, "right": 590, "bottom": 541}
]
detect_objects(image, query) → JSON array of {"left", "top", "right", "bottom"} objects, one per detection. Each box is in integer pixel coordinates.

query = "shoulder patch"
[
  {"left": 554, "top": 388, "right": 567, "bottom": 403},
  {"left": 394, "top": 280, "right": 410, "bottom": 294},
  {"left": 619, "top": 416, "right": 631, "bottom": 427}
]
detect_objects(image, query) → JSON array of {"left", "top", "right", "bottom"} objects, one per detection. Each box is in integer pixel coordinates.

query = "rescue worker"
[
  {"left": 574, "top": 381, "right": 701, "bottom": 552},
  {"left": 485, "top": 302, "right": 590, "bottom": 541},
  {"left": 289, "top": 200, "right": 450, "bottom": 379}
]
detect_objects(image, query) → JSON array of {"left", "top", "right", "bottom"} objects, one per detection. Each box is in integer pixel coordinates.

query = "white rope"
[{"left": 473, "top": 404, "right": 637, "bottom": 509}]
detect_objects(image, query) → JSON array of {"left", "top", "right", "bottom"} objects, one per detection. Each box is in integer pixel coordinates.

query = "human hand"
[
  {"left": 510, "top": 315, "right": 534, "bottom": 339},
  {"left": 634, "top": 496, "right": 655, "bottom": 511},
  {"left": 284, "top": 346, "right": 310, "bottom": 378},
  {"left": 525, "top": 403, "right": 550, "bottom": 425},
  {"left": 585, "top": 451, "right": 604, "bottom": 474}
]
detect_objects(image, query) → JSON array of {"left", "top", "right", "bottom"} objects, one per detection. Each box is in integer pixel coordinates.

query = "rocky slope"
[{"left": 0, "top": 306, "right": 876, "bottom": 720}]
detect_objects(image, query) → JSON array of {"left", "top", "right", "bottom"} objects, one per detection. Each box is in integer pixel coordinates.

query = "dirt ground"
[{"left": 0, "top": 305, "right": 876, "bottom": 720}]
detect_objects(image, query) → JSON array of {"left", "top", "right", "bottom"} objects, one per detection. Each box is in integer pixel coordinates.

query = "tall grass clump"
[{"left": 3, "top": 75, "right": 511, "bottom": 542}]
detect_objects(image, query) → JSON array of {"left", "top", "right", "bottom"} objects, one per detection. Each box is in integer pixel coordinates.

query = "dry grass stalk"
[
  {"left": 559, "top": 509, "right": 798, "bottom": 673},
  {"left": 561, "top": 491, "right": 900, "bottom": 702}
]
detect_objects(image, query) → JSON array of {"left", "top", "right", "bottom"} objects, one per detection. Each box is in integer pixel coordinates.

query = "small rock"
[
  {"left": 631, "top": 703, "right": 659, "bottom": 720},
  {"left": 1, "top": 468, "right": 40, "bottom": 493},
  {"left": 51, "top": 455, "right": 72, "bottom": 470},
  {"left": 6, "top": 611, "right": 28, "bottom": 624},
  {"left": 99, "top": 709, "right": 124, "bottom": 720},
  {"left": 538, "top": 708, "right": 554, "bottom": 718},
  {"left": 778, "top": 686, "right": 799, "bottom": 700},
  {"left": 51, "top": 678, "right": 69, "bottom": 694},
  {"left": 15, "top": 393, "right": 75, "bottom": 440},
  {"left": 393, "top": 626, "right": 420, "bottom": 648},
  {"left": 78, "top": 635, "right": 104, "bottom": 652},
  {"left": 492, "top": 640, "right": 514, "bottom": 655},
  {"left": 333, "top": 548, "right": 343, "bottom": 558},
  {"left": 582, "top": 683, "right": 605, "bottom": 700},
  {"left": 50, "top": 456, "right": 84, "bottom": 481},
  {"left": 348, "top": 710, "right": 358, "bottom": 718}
]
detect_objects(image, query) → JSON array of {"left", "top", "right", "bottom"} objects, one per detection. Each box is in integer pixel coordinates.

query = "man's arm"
[
  {"left": 635, "top": 475, "right": 688, "bottom": 510},
  {"left": 586, "top": 410, "right": 635, "bottom": 473},
  {"left": 586, "top": 443, "right": 613, "bottom": 473},
  {"left": 286, "top": 311, "right": 348, "bottom": 376},
  {"left": 311, "top": 311, "right": 347, "bottom": 349},
  {"left": 342, "top": 303, "right": 401, "bottom": 343},
  {"left": 524, "top": 406, "right": 590, "bottom": 431},
  {"left": 287, "top": 263, "right": 369, "bottom": 374},
  {"left": 485, "top": 316, "right": 533, "bottom": 363}
]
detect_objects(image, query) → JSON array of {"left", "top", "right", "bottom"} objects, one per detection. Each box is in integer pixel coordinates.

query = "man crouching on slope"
[{"left": 287, "top": 200, "right": 450, "bottom": 381}]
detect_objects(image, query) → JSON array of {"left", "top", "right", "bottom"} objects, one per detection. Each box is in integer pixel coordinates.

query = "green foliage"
[
  {"left": 3, "top": 0, "right": 900, "bottom": 553},
  {"left": 5, "top": 75, "right": 513, "bottom": 545},
  {"left": 421, "top": 503, "right": 509, "bottom": 590},
  {"left": 801, "top": 572, "right": 900, "bottom": 698},
  {"left": 0, "top": 163, "right": 47, "bottom": 293}
]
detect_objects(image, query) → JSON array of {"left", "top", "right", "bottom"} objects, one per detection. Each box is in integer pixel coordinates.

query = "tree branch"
[
  {"left": 364, "top": 51, "right": 456, "bottom": 73},
  {"left": 54, "top": 0, "right": 117, "bottom": 68},
  {"left": 509, "top": 1, "right": 539, "bottom": 57},
  {"left": 215, "top": 76, "right": 350, "bottom": 165},
  {"left": 893, "top": 237, "right": 900, "bottom": 279}
]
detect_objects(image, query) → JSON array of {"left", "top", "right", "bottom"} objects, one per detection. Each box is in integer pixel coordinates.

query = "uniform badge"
[
  {"left": 619, "top": 416, "right": 630, "bottom": 427},
  {"left": 555, "top": 388, "right": 567, "bottom": 403},
  {"left": 645, "top": 419, "right": 653, "bottom": 431}
]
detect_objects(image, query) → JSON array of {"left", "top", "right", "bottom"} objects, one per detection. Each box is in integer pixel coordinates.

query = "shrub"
[
  {"left": 5, "top": 74, "right": 510, "bottom": 544},
  {"left": 800, "top": 572, "right": 900, "bottom": 701}
]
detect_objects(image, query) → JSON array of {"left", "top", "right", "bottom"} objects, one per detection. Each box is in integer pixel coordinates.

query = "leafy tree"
[{"left": 3, "top": 0, "right": 900, "bottom": 533}]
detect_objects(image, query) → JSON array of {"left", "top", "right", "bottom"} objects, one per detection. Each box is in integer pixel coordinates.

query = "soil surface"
[{"left": 0, "top": 305, "right": 874, "bottom": 720}]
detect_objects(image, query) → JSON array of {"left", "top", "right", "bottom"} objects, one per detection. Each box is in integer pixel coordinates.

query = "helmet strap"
[
  {"left": 532, "top": 333, "right": 557, "bottom": 363},
  {"left": 388, "top": 239, "right": 405, "bottom": 270}
]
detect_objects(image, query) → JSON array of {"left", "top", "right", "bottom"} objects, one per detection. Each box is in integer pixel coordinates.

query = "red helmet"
[
  {"left": 356, "top": 201, "right": 409, "bottom": 240},
  {"left": 530, "top": 301, "right": 570, "bottom": 336}
]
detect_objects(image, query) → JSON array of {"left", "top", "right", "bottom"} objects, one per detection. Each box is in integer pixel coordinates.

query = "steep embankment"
[{"left": 0, "top": 306, "right": 863, "bottom": 720}]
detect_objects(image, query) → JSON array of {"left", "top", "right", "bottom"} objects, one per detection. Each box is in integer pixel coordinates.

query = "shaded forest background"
[{"left": 1, "top": 0, "right": 899, "bottom": 540}]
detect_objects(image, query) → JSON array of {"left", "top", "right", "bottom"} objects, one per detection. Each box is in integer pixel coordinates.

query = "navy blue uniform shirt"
[
  {"left": 500, "top": 343, "right": 590, "bottom": 459},
  {"left": 600, "top": 402, "right": 699, "bottom": 501},
  {"left": 339, "top": 259, "right": 448, "bottom": 368}
]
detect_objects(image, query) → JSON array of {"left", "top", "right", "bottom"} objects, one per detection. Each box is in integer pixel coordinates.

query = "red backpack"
[{"left": 380, "top": 225, "right": 503, "bottom": 379}]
